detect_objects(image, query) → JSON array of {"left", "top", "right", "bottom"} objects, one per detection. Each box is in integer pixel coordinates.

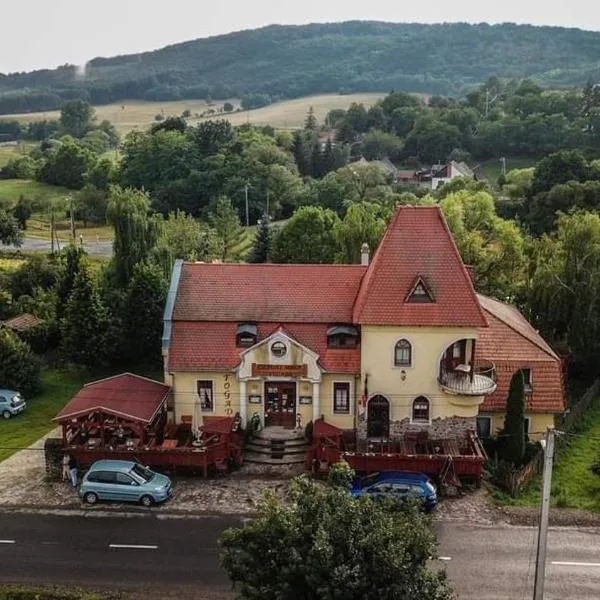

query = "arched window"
[
  {"left": 412, "top": 396, "right": 430, "bottom": 423},
  {"left": 394, "top": 339, "right": 412, "bottom": 367}
]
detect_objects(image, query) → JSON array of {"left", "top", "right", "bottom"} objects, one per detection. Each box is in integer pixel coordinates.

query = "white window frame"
[
  {"left": 476, "top": 415, "right": 493, "bottom": 439},
  {"left": 332, "top": 380, "right": 352, "bottom": 415},
  {"left": 410, "top": 395, "right": 431, "bottom": 425},
  {"left": 197, "top": 379, "right": 215, "bottom": 414}
]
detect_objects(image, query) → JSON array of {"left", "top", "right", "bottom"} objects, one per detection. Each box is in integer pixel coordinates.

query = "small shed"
[{"left": 2, "top": 313, "right": 44, "bottom": 333}]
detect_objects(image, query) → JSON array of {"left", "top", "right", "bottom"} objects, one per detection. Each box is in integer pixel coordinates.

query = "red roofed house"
[{"left": 162, "top": 205, "right": 563, "bottom": 444}]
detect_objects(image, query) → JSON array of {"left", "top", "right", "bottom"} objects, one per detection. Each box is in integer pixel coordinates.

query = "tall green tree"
[
  {"left": 501, "top": 370, "right": 526, "bottom": 466},
  {"left": 220, "top": 471, "right": 453, "bottom": 600},
  {"left": 0, "top": 208, "right": 23, "bottom": 246},
  {"left": 210, "top": 196, "right": 246, "bottom": 261},
  {"left": 106, "top": 186, "right": 161, "bottom": 285},
  {"left": 60, "top": 100, "right": 96, "bottom": 138},
  {"left": 39, "top": 137, "right": 96, "bottom": 189},
  {"left": 271, "top": 206, "right": 339, "bottom": 263},
  {"left": 304, "top": 106, "right": 317, "bottom": 131},
  {"left": 0, "top": 328, "right": 41, "bottom": 398},
  {"left": 248, "top": 215, "right": 271, "bottom": 263},
  {"left": 333, "top": 203, "right": 387, "bottom": 264},
  {"left": 61, "top": 259, "right": 108, "bottom": 366},
  {"left": 55, "top": 245, "right": 86, "bottom": 321},
  {"left": 122, "top": 263, "right": 168, "bottom": 365}
]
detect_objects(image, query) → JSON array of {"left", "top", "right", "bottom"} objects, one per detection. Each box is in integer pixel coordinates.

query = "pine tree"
[
  {"left": 322, "top": 139, "right": 336, "bottom": 176},
  {"left": 61, "top": 260, "right": 109, "bottom": 366},
  {"left": 292, "top": 132, "right": 309, "bottom": 176},
  {"left": 122, "top": 263, "right": 168, "bottom": 365},
  {"left": 55, "top": 244, "right": 86, "bottom": 321},
  {"left": 311, "top": 141, "right": 324, "bottom": 179},
  {"left": 304, "top": 106, "right": 317, "bottom": 131},
  {"left": 248, "top": 215, "right": 271, "bottom": 263},
  {"left": 210, "top": 196, "right": 246, "bottom": 261},
  {"left": 501, "top": 369, "right": 526, "bottom": 466}
]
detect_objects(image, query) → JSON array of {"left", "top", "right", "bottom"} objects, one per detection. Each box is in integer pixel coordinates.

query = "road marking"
[
  {"left": 552, "top": 561, "right": 600, "bottom": 567},
  {"left": 0, "top": 540, "right": 15, "bottom": 544},
  {"left": 438, "top": 556, "right": 452, "bottom": 561},
  {"left": 109, "top": 544, "right": 158, "bottom": 550}
]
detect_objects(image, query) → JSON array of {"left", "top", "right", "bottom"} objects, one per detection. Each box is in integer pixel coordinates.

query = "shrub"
[{"left": 0, "top": 328, "right": 41, "bottom": 397}]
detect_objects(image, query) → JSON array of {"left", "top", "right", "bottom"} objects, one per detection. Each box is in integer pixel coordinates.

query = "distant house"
[
  {"left": 317, "top": 130, "right": 337, "bottom": 150},
  {"left": 431, "top": 161, "right": 474, "bottom": 189},
  {"left": 396, "top": 170, "right": 419, "bottom": 184},
  {"left": 356, "top": 157, "right": 398, "bottom": 178}
]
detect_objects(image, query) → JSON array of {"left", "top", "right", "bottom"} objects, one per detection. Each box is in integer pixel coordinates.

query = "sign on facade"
[{"left": 251, "top": 363, "right": 308, "bottom": 377}]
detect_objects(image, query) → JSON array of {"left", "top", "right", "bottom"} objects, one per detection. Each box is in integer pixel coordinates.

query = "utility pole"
[
  {"left": 533, "top": 428, "right": 556, "bottom": 600},
  {"left": 68, "top": 196, "right": 75, "bottom": 243},
  {"left": 244, "top": 182, "right": 250, "bottom": 227},
  {"left": 50, "top": 206, "right": 55, "bottom": 255},
  {"left": 500, "top": 157, "right": 507, "bottom": 177}
]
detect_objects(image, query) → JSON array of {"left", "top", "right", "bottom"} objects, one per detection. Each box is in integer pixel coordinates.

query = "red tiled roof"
[
  {"left": 169, "top": 322, "right": 361, "bottom": 373},
  {"left": 54, "top": 373, "right": 171, "bottom": 424},
  {"left": 173, "top": 264, "right": 367, "bottom": 323},
  {"left": 477, "top": 295, "right": 564, "bottom": 413},
  {"left": 2, "top": 313, "right": 43, "bottom": 332},
  {"left": 353, "top": 206, "right": 488, "bottom": 327}
]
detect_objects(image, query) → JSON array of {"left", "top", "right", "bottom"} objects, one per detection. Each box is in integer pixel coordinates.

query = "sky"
[{"left": 2, "top": 0, "right": 600, "bottom": 73}]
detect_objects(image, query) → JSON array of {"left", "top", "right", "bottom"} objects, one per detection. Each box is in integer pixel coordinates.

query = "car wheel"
[
  {"left": 2, "top": 411, "right": 10, "bottom": 419},
  {"left": 84, "top": 492, "right": 98, "bottom": 505},
  {"left": 140, "top": 494, "right": 153, "bottom": 507}
]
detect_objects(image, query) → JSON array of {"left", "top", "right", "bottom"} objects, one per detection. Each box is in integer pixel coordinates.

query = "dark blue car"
[{"left": 350, "top": 471, "right": 438, "bottom": 511}]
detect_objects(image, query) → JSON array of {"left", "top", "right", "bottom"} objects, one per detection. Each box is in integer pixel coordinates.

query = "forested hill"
[{"left": 2, "top": 21, "right": 600, "bottom": 115}]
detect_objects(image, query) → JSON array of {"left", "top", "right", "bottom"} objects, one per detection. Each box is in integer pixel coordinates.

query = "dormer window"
[
  {"left": 327, "top": 325, "right": 359, "bottom": 349},
  {"left": 236, "top": 323, "right": 257, "bottom": 348},
  {"left": 406, "top": 276, "right": 435, "bottom": 303}
]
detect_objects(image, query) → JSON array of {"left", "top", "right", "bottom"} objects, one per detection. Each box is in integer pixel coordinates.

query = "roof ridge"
[
  {"left": 183, "top": 263, "right": 367, "bottom": 268},
  {"left": 478, "top": 294, "right": 558, "bottom": 360}
]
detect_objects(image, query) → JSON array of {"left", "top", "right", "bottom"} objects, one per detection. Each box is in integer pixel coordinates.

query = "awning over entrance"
[{"left": 54, "top": 373, "right": 171, "bottom": 424}]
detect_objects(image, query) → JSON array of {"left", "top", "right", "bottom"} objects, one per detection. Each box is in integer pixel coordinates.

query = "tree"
[
  {"left": 210, "top": 196, "right": 246, "bottom": 261},
  {"left": 12, "top": 195, "right": 32, "bottom": 230},
  {"left": 76, "top": 185, "right": 108, "bottom": 227},
  {"left": 248, "top": 215, "right": 271, "bottom": 263},
  {"left": 106, "top": 186, "right": 161, "bottom": 285},
  {"left": 220, "top": 471, "right": 453, "bottom": 600},
  {"left": 61, "top": 259, "right": 108, "bottom": 366},
  {"left": 86, "top": 157, "right": 117, "bottom": 191},
  {"left": 500, "top": 370, "right": 526, "bottom": 466},
  {"left": 529, "top": 150, "right": 590, "bottom": 196},
  {"left": 271, "top": 207, "right": 339, "bottom": 264},
  {"left": 39, "top": 138, "right": 96, "bottom": 189},
  {"left": 0, "top": 208, "right": 22, "bottom": 247},
  {"left": 223, "top": 102, "right": 234, "bottom": 113},
  {"left": 304, "top": 106, "right": 317, "bottom": 131},
  {"left": 60, "top": 100, "right": 95, "bottom": 138},
  {"left": 333, "top": 203, "right": 387, "bottom": 264},
  {"left": 55, "top": 245, "right": 86, "bottom": 321},
  {"left": 11, "top": 254, "right": 61, "bottom": 299},
  {"left": 361, "top": 129, "right": 403, "bottom": 160},
  {"left": 160, "top": 210, "right": 219, "bottom": 261},
  {"left": 122, "top": 263, "right": 168, "bottom": 365},
  {"left": 98, "top": 119, "right": 120, "bottom": 148},
  {"left": 0, "top": 328, "right": 41, "bottom": 398},
  {"left": 440, "top": 190, "right": 527, "bottom": 299}
]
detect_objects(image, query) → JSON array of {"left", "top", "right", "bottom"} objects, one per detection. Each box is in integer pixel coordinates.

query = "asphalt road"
[
  {"left": 1, "top": 512, "right": 600, "bottom": 599},
  {"left": 6, "top": 237, "right": 113, "bottom": 257}
]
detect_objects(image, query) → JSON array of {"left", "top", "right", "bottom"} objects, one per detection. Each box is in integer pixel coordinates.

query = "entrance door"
[
  {"left": 367, "top": 395, "right": 390, "bottom": 439},
  {"left": 265, "top": 382, "right": 296, "bottom": 428}
]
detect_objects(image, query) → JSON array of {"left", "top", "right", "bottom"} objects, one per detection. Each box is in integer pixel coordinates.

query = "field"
[
  {"left": 0, "top": 179, "right": 70, "bottom": 208},
  {"left": 1, "top": 93, "right": 387, "bottom": 134},
  {"left": 0, "top": 142, "right": 36, "bottom": 167},
  {"left": 480, "top": 157, "right": 536, "bottom": 184}
]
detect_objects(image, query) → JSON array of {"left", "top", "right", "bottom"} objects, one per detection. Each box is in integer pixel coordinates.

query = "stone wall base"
[{"left": 357, "top": 416, "right": 476, "bottom": 441}]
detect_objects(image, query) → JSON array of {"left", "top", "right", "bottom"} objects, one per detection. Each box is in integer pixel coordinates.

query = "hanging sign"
[{"left": 252, "top": 363, "right": 308, "bottom": 377}]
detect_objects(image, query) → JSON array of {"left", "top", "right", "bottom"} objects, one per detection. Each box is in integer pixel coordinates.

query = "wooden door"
[
  {"left": 367, "top": 395, "right": 390, "bottom": 439},
  {"left": 265, "top": 382, "right": 296, "bottom": 428}
]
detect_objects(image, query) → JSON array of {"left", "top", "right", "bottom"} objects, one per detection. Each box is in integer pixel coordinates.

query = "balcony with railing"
[{"left": 438, "top": 359, "right": 497, "bottom": 399}]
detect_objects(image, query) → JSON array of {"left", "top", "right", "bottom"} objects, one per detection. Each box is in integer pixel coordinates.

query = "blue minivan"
[{"left": 79, "top": 460, "right": 172, "bottom": 507}]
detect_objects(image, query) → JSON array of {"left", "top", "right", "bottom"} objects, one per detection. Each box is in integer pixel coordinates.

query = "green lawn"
[
  {"left": 0, "top": 369, "right": 90, "bottom": 463},
  {"left": 0, "top": 179, "right": 70, "bottom": 208},
  {"left": 479, "top": 157, "right": 537, "bottom": 185},
  {"left": 495, "top": 396, "right": 600, "bottom": 511}
]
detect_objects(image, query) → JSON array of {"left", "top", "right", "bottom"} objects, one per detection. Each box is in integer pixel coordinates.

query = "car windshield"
[{"left": 131, "top": 464, "right": 154, "bottom": 482}]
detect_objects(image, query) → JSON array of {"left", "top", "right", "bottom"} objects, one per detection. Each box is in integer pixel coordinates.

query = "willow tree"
[{"left": 106, "top": 186, "right": 161, "bottom": 286}]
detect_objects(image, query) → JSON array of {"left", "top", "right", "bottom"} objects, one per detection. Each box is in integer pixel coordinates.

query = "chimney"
[{"left": 361, "top": 243, "right": 370, "bottom": 266}]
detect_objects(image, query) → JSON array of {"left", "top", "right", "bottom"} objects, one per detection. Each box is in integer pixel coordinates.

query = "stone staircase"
[{"left": 244, "top": 426, "right": 309, "bottom": 465}]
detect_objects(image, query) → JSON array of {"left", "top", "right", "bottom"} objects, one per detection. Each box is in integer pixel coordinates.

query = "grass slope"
[
  {"left": 0, "top": 142, "right": 36, "bottom": 167},
  {"left": 498, "top": 396, "right": 600, "bottom": 511},
  {"left": 5, "top": 94, "right": 385, "bottom": 134},
  {"left": 0, "top": 179, "right": 70, "bottom": 207}
]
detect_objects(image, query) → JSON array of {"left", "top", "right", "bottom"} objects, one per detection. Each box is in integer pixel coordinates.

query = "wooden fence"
[{"left": 498, "top": 378, "right": 600, "bottom": 498}]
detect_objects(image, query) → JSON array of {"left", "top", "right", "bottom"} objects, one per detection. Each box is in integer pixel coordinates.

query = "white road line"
[
  {"left": 552, "top": 561, "right": 600, "bottom": 567},
  {"left": 438, "top": 556, "right": 452, "bottom": 561},
  {"left": 109, "top": 544, "right": 158, "bottom": 550},
  {"left": 0, "top": 540, "right": 15, "bottom": 544}
]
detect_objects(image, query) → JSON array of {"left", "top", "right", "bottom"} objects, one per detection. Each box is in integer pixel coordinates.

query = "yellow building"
[{"left": 162, "top": 206, "right": 563, "bottom": 443}]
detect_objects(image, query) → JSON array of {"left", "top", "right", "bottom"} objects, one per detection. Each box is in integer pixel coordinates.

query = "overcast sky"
[{"left": 2, "top": 0, "right": 600, "bottom": 73}]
